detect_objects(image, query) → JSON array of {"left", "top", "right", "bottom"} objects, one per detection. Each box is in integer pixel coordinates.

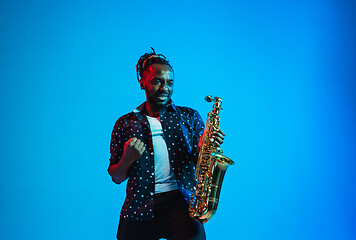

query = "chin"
[
  {"left": 155, "top": 98, "right": 170, "bottom": 107},
  {"left": 156, "top": 101, "right": 168, "bottom": 107}
]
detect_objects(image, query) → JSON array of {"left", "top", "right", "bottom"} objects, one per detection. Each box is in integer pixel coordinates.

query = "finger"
[
  {"left": 217, "top": 129, "right": 225, "bottom": 136},
  {"left": 214, "top": 137, "right": 223, "bottom": 145},
  {"left": 213, "top": 134, "right": 224, "bottom": 145},
  {"left": 126, "top": 138, "right": 133, "bottom": 146},
  {"left": 137, "top": 141, "right": 145, "bottom": 150},
  {"left": 214, "top": 132, "right": 225, "bottom": 139},
  {"left": 133, "top": 138, "right": 141, "bottom": 146},
  {"left": 129, "top": 137, "right": 138, "bottom": 146},
  {"left": 139, "top": 145, "right": 146, "bottom": 155},
  {"left": 133, "top": 139, "right": 145, "bottom": 151},
  {"left": 212, "top": 132, "right": 224, "bottom": 142},
  {"left": 210, "top": 138, "right": 220, "bottom": 147}
]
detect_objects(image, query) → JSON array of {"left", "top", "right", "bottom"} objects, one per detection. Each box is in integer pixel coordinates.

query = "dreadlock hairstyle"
[{"left": 136, "top": 47, "right": 174, "bottom": 86}]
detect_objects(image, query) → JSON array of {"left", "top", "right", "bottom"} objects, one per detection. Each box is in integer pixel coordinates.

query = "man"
[{"left": 108, "top": 48, "right": 225, "bottom": 240}]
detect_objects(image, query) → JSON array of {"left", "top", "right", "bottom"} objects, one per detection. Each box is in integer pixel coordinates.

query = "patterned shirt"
[{"left": 108, "top": 101, "right": 205, "bottom": 221}]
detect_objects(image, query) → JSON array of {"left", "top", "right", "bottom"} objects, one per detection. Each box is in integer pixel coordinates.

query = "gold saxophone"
[{"left": 189, "top": 95, "right": 234, "bottom": 223}]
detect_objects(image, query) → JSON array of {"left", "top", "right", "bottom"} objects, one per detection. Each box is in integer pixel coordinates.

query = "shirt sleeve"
[
  {"left": 108, "top": 118, "right": 125, "bottom": 170},
  {"left": 192, "top": 110, "right": 205, "bottom": 159}
]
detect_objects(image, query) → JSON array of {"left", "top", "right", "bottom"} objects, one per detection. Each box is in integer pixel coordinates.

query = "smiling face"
[{"left": 141, "top": 63, "right": 174, "bottom": 112}]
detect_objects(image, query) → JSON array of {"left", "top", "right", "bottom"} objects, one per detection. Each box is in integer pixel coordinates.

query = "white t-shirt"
[{"left": 146, "top": 115, "right": 179, "bottom": 194}]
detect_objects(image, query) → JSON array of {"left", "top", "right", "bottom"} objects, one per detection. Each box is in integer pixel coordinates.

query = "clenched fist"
[{"left": 122, "top": 137, "right": 146, "bottom": 165}]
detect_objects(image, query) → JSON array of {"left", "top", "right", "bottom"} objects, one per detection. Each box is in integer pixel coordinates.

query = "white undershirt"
[{"left": 146, "top": 115, "right": 179, "bottom": 194}]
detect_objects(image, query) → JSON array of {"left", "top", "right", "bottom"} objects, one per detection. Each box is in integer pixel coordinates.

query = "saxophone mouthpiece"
[{"left": 205, "top": 95, "right": 213, "bottom": 102}]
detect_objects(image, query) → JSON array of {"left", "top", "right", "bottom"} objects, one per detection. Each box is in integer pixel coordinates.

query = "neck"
[{"left": 145, "top": 102, "right": 162, "bottom": 117}]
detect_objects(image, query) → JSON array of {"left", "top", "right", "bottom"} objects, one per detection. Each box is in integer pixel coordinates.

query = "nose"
[{"left": 160, "top": 82, "right": 169, "bottom": 92}]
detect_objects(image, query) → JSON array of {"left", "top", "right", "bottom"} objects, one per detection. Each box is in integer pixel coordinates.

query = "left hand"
[
  {"left": 198, "top": 129, "right": 225, "bottom": 152},
  {"left": 210, "top": 129, "right": 225, "bottom": 146}
]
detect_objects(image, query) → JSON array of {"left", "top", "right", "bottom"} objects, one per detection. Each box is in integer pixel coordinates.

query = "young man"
[{"left": 108, "top": 49, "right": 224, "bottom": 240}]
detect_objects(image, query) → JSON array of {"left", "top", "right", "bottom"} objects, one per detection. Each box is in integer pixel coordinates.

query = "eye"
[
  {"left": 151, "top": 79, "right": 160, "bottom": 85},
  {"left": 167, "top": 81, "right": 174, "bottom": 86}
]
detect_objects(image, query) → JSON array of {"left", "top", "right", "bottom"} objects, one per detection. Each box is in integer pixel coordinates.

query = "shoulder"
[
  {"left": 113, "top": 112, "right": 136, "bottom": 128},
  {"left": 175, "top": 105, "right": 198, "bottom": 114},
  {"left": 175, "top": 105, "right": 203, "bottom": 121},
  {"left": 174, "top": 105, "right": 205, "bottom": 134}
]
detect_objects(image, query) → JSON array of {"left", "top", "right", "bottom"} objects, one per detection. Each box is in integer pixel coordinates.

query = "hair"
[{"left": 136, "top": 47, "right": 174, "bottom": 83}]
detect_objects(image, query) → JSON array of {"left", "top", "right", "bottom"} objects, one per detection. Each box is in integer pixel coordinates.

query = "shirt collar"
[
  {"left": 133, "top": 102, "right": 146, "bottom": 113},
  {"left": 133, "top": 100, "right": 177, "bottom": 113}
]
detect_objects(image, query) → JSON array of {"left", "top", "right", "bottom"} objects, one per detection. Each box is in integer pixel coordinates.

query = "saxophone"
[{"left": 189, "top": 95, "right": 234, "bottom": 223}]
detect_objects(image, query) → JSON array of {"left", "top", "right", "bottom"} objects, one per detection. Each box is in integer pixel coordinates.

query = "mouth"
[{"left": 156, "top": 94, "right": 169, "bottom": 101}]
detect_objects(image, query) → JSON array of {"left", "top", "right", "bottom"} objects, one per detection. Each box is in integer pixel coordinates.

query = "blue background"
[{"left": 1, "top": 0, "right": 355, "bottom": 239}]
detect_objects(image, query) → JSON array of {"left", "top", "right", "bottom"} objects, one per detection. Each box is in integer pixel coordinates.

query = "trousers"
[{"left": 117, "top": 190, "right": 206, "bottom": 240}]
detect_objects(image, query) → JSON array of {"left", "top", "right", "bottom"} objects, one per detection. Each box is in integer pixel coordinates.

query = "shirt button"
[{"left": 150, "top": 192, "right": 154, "bottom": 196}]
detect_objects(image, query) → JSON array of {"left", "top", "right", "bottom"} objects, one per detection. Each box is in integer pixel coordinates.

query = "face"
[{"left": 141, "top": 63, "right": 174, "bottom": 108}]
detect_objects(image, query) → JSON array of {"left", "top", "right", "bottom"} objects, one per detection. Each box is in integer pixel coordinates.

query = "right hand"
[{"left": 122, "top": 137, "right": 146, "bottom": 165}]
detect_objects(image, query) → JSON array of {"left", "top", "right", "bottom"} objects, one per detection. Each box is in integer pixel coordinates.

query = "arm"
[{"left": 108, "top": 137, "right": 145, "bottom": 184}]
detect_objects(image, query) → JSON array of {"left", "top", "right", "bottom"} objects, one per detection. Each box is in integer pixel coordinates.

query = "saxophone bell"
[{"left": 211, "top": 152, "right": 234, "bottom": 165}]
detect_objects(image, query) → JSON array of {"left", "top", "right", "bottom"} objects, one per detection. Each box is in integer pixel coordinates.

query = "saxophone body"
[{"left": 189, "top": 96, "right": 234, "bottom": 223}]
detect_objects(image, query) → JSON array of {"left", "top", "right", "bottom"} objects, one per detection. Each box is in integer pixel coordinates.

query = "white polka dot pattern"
[{"left": 108, "top": 101, "right": 205, "bottom": 221}]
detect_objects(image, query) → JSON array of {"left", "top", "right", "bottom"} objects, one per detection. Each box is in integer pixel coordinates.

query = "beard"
[{"left": 147, "top": 91, "right": 172, "bottom": 109}]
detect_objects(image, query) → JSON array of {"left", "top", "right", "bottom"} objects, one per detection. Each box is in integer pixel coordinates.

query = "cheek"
[
  {"left": 142, "top": 81, "right": 151, "bottom": 90},
  {"left": 145, "top": 85, "right": 157, "bottom": 94}
]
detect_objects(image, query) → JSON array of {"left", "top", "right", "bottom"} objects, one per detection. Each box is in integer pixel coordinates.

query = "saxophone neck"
[{"left": 212, "top": 97, "right": 222, "bottom": 115}]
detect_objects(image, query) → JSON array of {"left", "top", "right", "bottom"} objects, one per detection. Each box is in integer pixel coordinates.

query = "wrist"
[{"left": 121, "top": 154, "right": 134, "bottom": 167}]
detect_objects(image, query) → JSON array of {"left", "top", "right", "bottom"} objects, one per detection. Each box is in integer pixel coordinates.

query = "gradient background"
[{"left": 1, "top": 0, "right": 355, "bottom": 239}]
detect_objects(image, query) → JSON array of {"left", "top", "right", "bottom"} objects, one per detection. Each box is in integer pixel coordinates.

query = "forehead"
[{"left": 145, "top": 64, "right": 174, "bottom": 78}]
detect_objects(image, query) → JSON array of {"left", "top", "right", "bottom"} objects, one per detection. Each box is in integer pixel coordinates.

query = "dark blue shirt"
[{"left": 109, "top": 101, "right": 205, "bottom": 221}]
